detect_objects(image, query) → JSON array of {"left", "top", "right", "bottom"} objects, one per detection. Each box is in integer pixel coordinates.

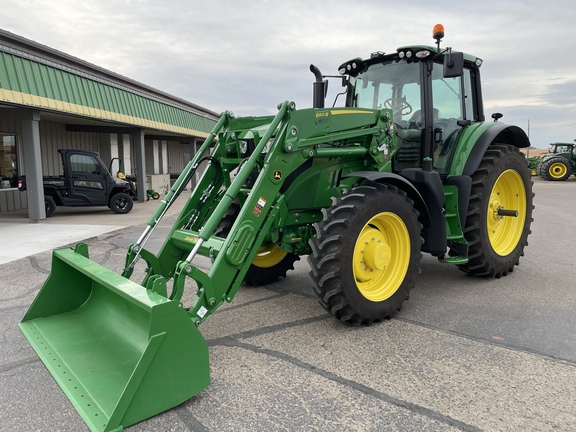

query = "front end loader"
[{"left": 20, "top": 25, "right": 533, "bottom": 431}]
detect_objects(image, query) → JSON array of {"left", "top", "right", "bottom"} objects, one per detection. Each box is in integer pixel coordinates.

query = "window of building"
[{"left": 0, "top": 134, "right": 18, "bottom": 189}]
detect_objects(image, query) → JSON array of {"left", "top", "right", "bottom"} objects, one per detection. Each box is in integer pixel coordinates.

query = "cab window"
[{"left": 70, "top": 154, "right": 101, "bottom": 175}]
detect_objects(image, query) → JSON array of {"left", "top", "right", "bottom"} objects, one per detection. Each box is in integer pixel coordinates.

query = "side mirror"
[{"left": 444, "top": 51, "right": 464, "bottom": 78}]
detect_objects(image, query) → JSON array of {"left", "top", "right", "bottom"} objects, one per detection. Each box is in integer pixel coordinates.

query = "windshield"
[
  {"left": 352, "top": 60, "right": 421, "bottom": 127},
  {"left": 551, "top": 144, "right": 572, "bottom": 153}
]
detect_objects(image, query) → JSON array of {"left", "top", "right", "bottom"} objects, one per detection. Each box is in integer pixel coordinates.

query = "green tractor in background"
[
  {"left": 526, "top": 155, "right": 541, "bottom": 176},
  {"left": 537, "top": 142, "right": 576, "bottom": 181},
  {"left": 19, "top": 25, "right": 534, "bottom": 432}
]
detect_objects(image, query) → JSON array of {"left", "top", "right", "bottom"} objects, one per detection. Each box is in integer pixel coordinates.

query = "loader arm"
[{"left": 133, "top": 102, "right": 395, "bottom": 324}]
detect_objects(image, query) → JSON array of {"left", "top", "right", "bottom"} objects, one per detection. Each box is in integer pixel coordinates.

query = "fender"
[
  {"left": 462, "top": 123, "right": 530, "bottom": 176},
  {"left": 345, "top": 171, "right": 431, "bottom": 228}
]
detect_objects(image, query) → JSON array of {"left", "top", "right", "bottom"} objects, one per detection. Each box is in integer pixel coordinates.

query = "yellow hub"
[
  {"left": 487, "top": 169, "right": 526, "bottom": 256},
  {"left": 353, "top": 212, "right": 410, "bottom": 302},
  {"left": 549, "top": 162, "right": 567, "bottom": 179},
  {"left": 252, "top": 244, "right": 287, "bottom": 268}
]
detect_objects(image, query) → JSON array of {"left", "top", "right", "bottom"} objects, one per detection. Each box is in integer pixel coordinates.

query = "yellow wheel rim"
[
  {"left": 252, "top": 244, "right": 287, "bottom": 268},
  {"left": 549, "top": 162, "right": 567, "bottom": 179},
  {"left": 353, "top": 212, "right": 410, "bottom": 302},
  {"left": 487, "top": 169, "right": 526, "bottom": 256}
]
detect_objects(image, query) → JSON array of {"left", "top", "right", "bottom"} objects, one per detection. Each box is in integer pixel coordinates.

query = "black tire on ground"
[
  {"left": 214, "top": 203, "right": 299, "bottom": 286},
  {"left": 308, "top": 183, "right": 422, "bottom": 325},
  {"left": 541, "top": 157, "right": 571, "bottom": 181},
  {"left": 457, "top": 144, "right": 534, "bottom": 277},
  {"left": 109, "top": 192, "right": 133, "bottom": 214},
  {"left": 536, "top": 161, "right": 544, "bottom": 177},
  {"left": 44, "top": 195, "right": 56, "bottom": 218}
]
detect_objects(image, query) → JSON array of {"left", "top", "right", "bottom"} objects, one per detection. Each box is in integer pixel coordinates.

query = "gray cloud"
[{"left": 1, "top": 0, "right": 575, "bottom": 147}]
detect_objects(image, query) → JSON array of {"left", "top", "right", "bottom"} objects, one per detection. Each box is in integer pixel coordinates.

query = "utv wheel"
[
  {"left": 308, "top": 183, "right": 422, "bottom": 325},
  {"left": 215, "top": 203, "right": 299, "bottom": 286},
  {"left": 44, "top": 195, "right": 56, "bottom": 218},
  {"left": 109, "top": 192, "right": 133, "bottom": 214},
  {"left": 541, "top": 157, "right": 571, "bottom": 181},
  {"left": 458, "top": 144, "right": 533, "bottom": 277}
]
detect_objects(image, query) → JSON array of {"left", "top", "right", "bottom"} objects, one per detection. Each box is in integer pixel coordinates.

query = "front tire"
[
  {"left": 109, "top": 192, "right": 133, "bottom": 214},
  {"left": 308, "top": 183, "right": 422, "bottom": 325},
  {"left": 215, "top": 203, "right": 299, "bottom": 286},
  {"left": 245, "top": 243, "right": 300, "bottom": 286},
  {"left": 458, "top": 144, "right": 533, "bottom": 277}
]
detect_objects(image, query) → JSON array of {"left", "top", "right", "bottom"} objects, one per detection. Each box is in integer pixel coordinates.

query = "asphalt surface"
[{"left": 1, "top": 177, "right": 575, "bottom": 432}]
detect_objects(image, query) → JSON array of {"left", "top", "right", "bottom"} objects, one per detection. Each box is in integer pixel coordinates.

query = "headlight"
[{"left": 239, "top": 140, "right": 248, "bottom": 155}]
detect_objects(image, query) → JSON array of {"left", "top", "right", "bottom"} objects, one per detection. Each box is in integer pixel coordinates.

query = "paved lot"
[{"left": 1, "top": 178, "right": 575, "bottom": 431}]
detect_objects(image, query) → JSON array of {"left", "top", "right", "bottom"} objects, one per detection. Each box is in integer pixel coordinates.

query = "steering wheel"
[{"left": 383, "top": 98, "right": 413, "bottom": 116}]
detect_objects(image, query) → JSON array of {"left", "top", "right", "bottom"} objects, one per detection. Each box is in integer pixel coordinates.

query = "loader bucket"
[{"left": 19, "top": 245, "right": 210, "bottom": 432}]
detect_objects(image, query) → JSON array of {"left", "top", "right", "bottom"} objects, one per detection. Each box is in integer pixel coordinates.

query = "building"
[{"left": 0, "top": 28, "right": 219, "bottom": 220}]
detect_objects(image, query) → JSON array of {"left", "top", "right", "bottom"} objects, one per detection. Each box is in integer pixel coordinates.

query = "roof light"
[
  {"left": 433, "top": 24, "right": 445, "bottom": 41},
  {"left": 433, "top": 24, "right": 445, "bottom": 51},
  {"left": 415, "top": 50, "right": 430, "bottom": 58},
  {"left": 398, "top": 51, "right": 405, "bottom": 59},
  {"left": 475, "top": 58, "right": 483, "bottom": 67},
  {"left": 339, "top": 67, "right": 346, "bottom": 75},
  {"left": 405, "top": 50, "right": 413, "bottom": 58}
]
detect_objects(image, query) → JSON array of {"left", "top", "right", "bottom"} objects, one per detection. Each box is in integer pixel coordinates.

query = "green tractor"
[
  {"left": 537, "top": 142, "right": 576, "bottom": 180},
  {"left": 20, "top": 25, "right": 533, "bottom": 431},
  {"left": 526, "top": 155, "right": 541, "bottom": 176}
]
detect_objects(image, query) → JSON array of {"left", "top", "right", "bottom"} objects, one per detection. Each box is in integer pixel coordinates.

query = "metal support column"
[
  {"left": 133, "top": 129, "right": 146, "bottom": 202},
  {"left": 21, "top": 110, "right": 45, "bottom": 221}
]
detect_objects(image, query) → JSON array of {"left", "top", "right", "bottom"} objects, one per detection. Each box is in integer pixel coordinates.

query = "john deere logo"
[{"left": 273, "top": 170, "right": 282, "bottom": 181}]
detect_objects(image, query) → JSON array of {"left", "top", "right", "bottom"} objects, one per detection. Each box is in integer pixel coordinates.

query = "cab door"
[
  {"left": 67, "top": 153, "right": 108, "bottom": 205},
  {"left": 430, "top": 63, "right": 476, "bottom": 175}
]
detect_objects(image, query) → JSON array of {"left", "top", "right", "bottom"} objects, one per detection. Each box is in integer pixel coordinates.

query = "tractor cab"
[
  {"left": 547, "top": 142, "right": 575, "bottom": 158},
  {"left": 338, "top": 26, "right": 483, "bottom": 176}
]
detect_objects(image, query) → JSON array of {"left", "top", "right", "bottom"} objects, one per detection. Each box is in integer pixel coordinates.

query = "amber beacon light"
[{"left": 433, "top": 24, "right": 445, "bottom": 50}]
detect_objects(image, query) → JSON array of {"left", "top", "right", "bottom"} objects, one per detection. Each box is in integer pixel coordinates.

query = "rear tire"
[
  {"left": 109, "top": 192, "right": 133, "bottom": 214},
  {"left": 541, "top": 157, "right": 571, "bottom": 181},
  {"left": 458, "top": 144, "right": 533, "bottom": 277},
  {"left": 44, "top": 195, "right": 56, "bottom": 218},
  {"left": 308, "top": 183, "right": 422, "bottom": 325}
]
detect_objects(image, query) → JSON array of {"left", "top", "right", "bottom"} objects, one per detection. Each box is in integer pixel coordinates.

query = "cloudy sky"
[{"left": 2, "top": 0, "right": 575, "bottom": 148}]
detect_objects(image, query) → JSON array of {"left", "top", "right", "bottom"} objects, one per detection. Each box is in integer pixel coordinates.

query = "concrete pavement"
[{"left": 0, "top": 196, "right": 186, "bottom": 264}]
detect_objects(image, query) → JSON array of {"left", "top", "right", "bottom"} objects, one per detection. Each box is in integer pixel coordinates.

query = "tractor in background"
[{"left": 537, "top": 142, "right": 576, "bottom": 180}]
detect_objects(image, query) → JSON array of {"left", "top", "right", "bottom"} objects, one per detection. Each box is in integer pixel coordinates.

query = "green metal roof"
[{"left": 0, "top": 31, "right": 218, "bottom": 138}]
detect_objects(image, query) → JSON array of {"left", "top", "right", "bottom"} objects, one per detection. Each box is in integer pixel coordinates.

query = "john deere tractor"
[
  {"left": 537, "top": 142, "right": 576, "bottom": 180},
  {"left": 20, "top": 25, "right": 533, "bottom": 431}
]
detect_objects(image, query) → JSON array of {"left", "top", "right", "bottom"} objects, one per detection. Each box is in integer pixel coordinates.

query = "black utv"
[{"left": 18, "top": 149, "right": 134, "bottom": 217}]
